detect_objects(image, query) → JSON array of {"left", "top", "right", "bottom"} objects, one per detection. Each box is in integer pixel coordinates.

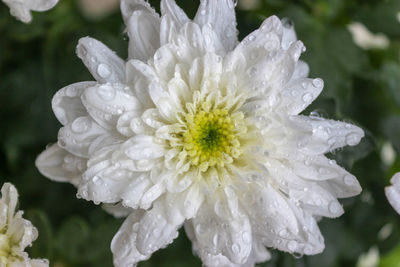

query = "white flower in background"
[
  {"left": 385, "top": 172, "right": 400, "bottom": 214},
  {"left": 36, "top": 0, "right": 364, "bottom": 266},
  {"left": 348, "top": 22, "right": 389, "bottom": 50},
  {"left": 2, "top": 0, "right": 59, "bottom": 23},
  {"left": 356, "top": 247, "right": 379, "bottom": 267},
  {"left": 0, "top": 183, "right": 49, "bottom": 267},
  {"left": 78, "top": 0, "right": 119, "bottom": 20}
]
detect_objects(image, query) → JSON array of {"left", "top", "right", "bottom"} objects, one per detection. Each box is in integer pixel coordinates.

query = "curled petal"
[
  {"left": 35, "top": 143, "right": 86, "bottom": 186},
  {"left": 57, "top": 116, "right": 121, "bottom": 158},
  {"left": 127, "top": 10, "right": 160, "bottom": 61},
  {"left": 81, "top": 83, "right": 141, "bottom": 129},
  {"left": 52, "top": 81, "right": 95, "bottom": 125}
]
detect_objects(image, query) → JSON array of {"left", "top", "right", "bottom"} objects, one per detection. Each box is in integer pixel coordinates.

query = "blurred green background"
[{"left": 0, "top": 0, "right": 400, "bottom": 266}]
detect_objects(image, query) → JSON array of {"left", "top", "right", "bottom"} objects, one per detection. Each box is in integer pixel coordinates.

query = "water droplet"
[
  {"left": 302, "top": 92, "right": 313, "bottom": 102},
  {"left": 231, "top": 243, "right": 240, "bottom": 254},
  {"left": 279, "top": 229, "right": 289, "bottom": 238},
  {"left": 63, "top": 154, "right": 74, "bottom": 164},
  {"left": 212, "top": 234, "right": 219, "bottom": 246},
  {"left": 97, "top": 85, "right": 116, "bottom": 101},
  {"left": 346, "top": 133, "right": 360, "bottom": 146},
  {"left": 343, "top": 175, "right": 356, "bottom": 186},
  {"left": 242, "top": 231, "right": 251, "bottom": 243},
  {"left": 328, "top": 201, "right": 341, "bottom": 214},
  {"left": 97, "top": 63, "right": 111, "bottom": 79},
  {"left": 71, "top": 117, "right": 92, "bottom": 133},
  {"left": 247, "top": 66, "right": 258, "bottom": 77},
  {"left": 312, "top": 78, "right": 324, "bottom": 88}
]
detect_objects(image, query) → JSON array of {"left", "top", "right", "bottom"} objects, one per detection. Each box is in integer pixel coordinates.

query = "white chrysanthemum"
[
  {"left": 385, "top": 172, "right": 400, "bottom": 214},
  {"left": 0, "top": 183, "right": 49, "bottom": 267},
  {"left": 36, "top": 0, "right": 364, "bottom": 266},
  {"left": 2, "top": 0, "right": 59, "bottom": 23}
]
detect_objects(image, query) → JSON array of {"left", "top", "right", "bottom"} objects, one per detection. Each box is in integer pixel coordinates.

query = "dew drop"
[
  {"left": 328, "top": 201, "right": 341, "bottom": 214},
  {"left": 71, "top": 117, "right": 92, "bottom": 133},
  {"left": 302, "top": 92, "right": 313, "bottom": 103},
  {"left": 343, "top": 175, "right": 356, "bottom": 186},
  {"left": 312, "top": 78, "right": 323, "bottom": 88},
  {"left": 231, "top": 243, "right": 240, "bottom": 254},
  {"left": 97, "top": 84, "right": 116, "bottom": 101},
  {"left": 97, "top": 63, "right": 111, "bottom": 79},
  {"left": 346, "top": 133, "right": 361, "bottom": 146},
  {"left": 242, "top": 231, "right": 251, "bottom": 243}
]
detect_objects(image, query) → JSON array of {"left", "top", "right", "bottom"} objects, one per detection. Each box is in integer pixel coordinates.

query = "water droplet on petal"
[
  {"left": 231, "top": 243, "right": 240, "bottom": 254},
  {"left": 242, "top": 231, "right": 251, "bottom": 243},
  {"left": 328, "top": 201, "right": 341, "bottom": 214},
  {"left": 97, "top": 63, "right": 111, "bottom": 79},
  {"left": 97, "top": 84, "right": 116, "bottom": 101},
  {"left": 71, "top": 117, "right": 92, "bottom": 133},
  {"left": 312, "top": 78, "right": 324, "bottom": 88},
  {"left": 346, "top": 133, "right": 361, "bottom": 146},
  {"left": 302, "top": 92, "right": 313, "bottom": 102}
]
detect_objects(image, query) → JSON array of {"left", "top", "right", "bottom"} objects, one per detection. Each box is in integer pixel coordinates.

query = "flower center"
[{"left": 182, "top": 108, "right": 244, "bottom": 171}]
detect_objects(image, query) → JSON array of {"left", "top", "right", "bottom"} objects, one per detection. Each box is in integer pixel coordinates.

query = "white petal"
[
  {"left": 278, "top": 77, "right": 323, "bottom": 115},
  {"left": 194, "top": 0, "right": 238, "bottom": 52},
  {"left": 30, "top": 259, "right": 50, "bottom": 267},
  {"left": 76, "top": 37, "right": 125, "bottom": 83},
  {"left": 28, "top": 0, "right": 58, "bottom": 11},
  {"left": 288, "top": 155, "right": 362, "bottom": 198},
  {"left": 52, "top": 81, "right": 95, "bottom": 125},
  {"left": 127, "top": 10, "right": 160, "bottom": 61},
  {"left": 160, "top": 0, "right": 189, "bottom": 29},
  {"left": 5, "top": 2, "right": 32, "bottom": 23},
  {"left": 1, "top": 183, "right": 18, "bottom": 221},
  {"left": 57, "top": 116, "right": 121, "bottom": 158},
  {"left": 111, "top": 210, "right": 149, "bottom": 267},
  {"left": 281, "top": 19, "right": 297, "bottom": 50},
  {"left": 102, "top": 203, "right": 133, "bottom": 218},
  {"left": 136, "top": 198, "right": 182, "bottom": 255},
  {"left": 122, "top": 135, "right": 165, "bottom": 160},
  {"left": 35, "top": 143, "right": 86, "bottom": 186},
  {"left": 120, "top": 0, "right": 157, "bottom": 24},
  {"left": 81, "top": 83, "right": 141, "bottom": 129},
  {"left": 286, "top": 115, "right": 365, "bottom": 154},
  {"left": 244, "top": 184, "right": 324, "bottom": 255},
  {"left": 385, "top": 173, "right": 400, "bottom": 214},
  {"left": 192, "top": 198, "right": 252, "bottom": 264},
  {"left": 126, "top": 59, "right": 157, "bottom": 107}
]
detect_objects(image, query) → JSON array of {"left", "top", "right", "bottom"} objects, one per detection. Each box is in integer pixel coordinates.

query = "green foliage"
[{"left": 0, "top": 0, "right": 399, "bottom": 266}]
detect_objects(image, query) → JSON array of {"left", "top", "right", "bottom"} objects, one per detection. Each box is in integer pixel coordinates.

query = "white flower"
[
  {"left": 36, "top": 0, "right": 364, "bottom": 266},
  {"left": 348, "top": 22, "right": 389, "bottom": 50},
  {"left": 385, "top": 172, "right": 400, "bottom": 214},
  {"left": 0, "top": 183, "right": 49, "bottom": 267},
  {"left": 2, "top": 0, "right": 59, "bottom": 23}
]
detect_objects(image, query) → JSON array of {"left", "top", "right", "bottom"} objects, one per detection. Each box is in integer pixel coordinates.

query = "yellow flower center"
[{"left": 182, "top": 108, "right": 245, "bottom": 171}]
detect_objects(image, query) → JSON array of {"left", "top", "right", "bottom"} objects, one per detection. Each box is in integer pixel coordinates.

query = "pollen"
[{"left": 182, "top": 108, "right": 244, "bottom": 171}]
